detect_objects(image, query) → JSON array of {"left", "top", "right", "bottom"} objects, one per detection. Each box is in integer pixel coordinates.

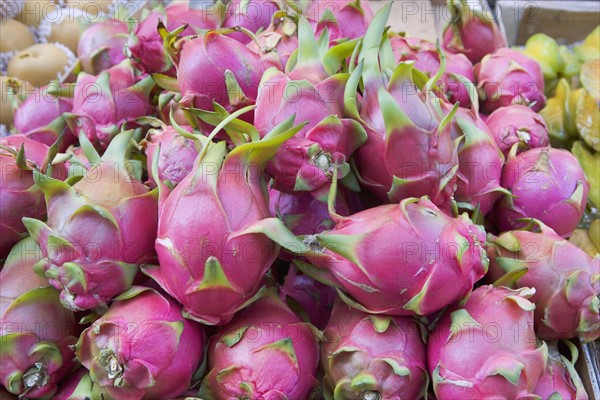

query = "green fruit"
[{"left": 523, "top": 33, "right": 565, "bottom": 81}]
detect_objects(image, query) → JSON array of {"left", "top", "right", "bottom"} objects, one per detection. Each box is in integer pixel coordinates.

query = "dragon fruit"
[
  {"left": 261, "top": 196, "right": 488, "bottom": 316},
  {"left": 76, "top": 286, "right": 206, "bottom": 400},
  {"left": 199, "top": 288, "right": 320, "bottom": 399},
  {"left": 305, "top": 0, "right": 374, "bottom": 41},
  {"left": 77, "top": 19, "right": 128, "bottom": 75},
  {"left": 127, "top": 3, "right": 219, "bottom": 76},
  {"left": 223, "top": 0, "right": 280, "bottom": 43},
  {"left": 1, "top": 238, "right": 77, "bottom": 399},
  {"left": 143, "top": 111, "right": 306, "bottom": 325},
  {"left": 321, "top": 300, "right": 428, "bottom": 399},
  {"left": 495, "top": 147, "right": 589, "bottom": 238},
  {"left": 176, "top": 29, "right": 264, "bottom": 121},
  {"left": 488, "top": 222, "right": 600, "bottom": 342},
  {"left": 281, "top": 266, "right": 337, "bottom": 329},
  {"left": 346, "top": 5, "right": 460, "bottom": 207},
  {"left": 428, "top": 285, "right": 549, "bottom": 399},
  {"left": 246, "top": 14, "right": 299, "bottom": 71},
  {"left": 452, "top": 111, "right": 505, "bottom": 215},
  {"left": 144, "top": 124, "right": 200, "bottom": 186},
  {"left": 53, "top": 369, "right": 110, "bottom": 400},
  {"left": 442, "top": 0, "right": 507, "bottom": 63},
  {"left": 67, "top": 59, "right": 154, "bottom": 148},
  {"left": 534, "top": 341, "right": 589, "bottom": 400},
  {"left": 390, "top": 35, "right": 476, "bottom": 107},
  {"left": 267, "top": 115, "right": 366, "bottom": 199},
  {"left": 13, "top": 87, "right": 75, "bottom": 150},
  {"left": 23, "top": 130, "right": 158, "bottom": 312},
  {"left": 485, "top": 105, "right": 550, "bottom": 157},
  {"left": 269, "top": 188, "right": 358, "bottom": 236},
  {"left": 0, "top": 135, "right": 67, "bottom": 260},
  {"left": 475, "top": 48, "right": 546, "bottom": 113}
]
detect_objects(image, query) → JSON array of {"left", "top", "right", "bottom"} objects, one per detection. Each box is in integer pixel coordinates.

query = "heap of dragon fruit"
[{"left": 1, "top": 0, "right": 599, "bottom": 399}]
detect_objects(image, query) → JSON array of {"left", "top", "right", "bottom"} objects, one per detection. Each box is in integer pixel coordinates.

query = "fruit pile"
[{"left": 1, "top": 0, "right": 599, "bottom": 399}]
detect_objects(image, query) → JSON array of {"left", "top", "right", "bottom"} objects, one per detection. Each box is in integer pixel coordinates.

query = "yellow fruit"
[
  {"left": 7, "top": 43, "right": 71, "bottom": 87},
  {"left": 571, "top": 141, "right": 600, "bottom": 209},
  {"left": 0, "top": 76, "right": 34, "bottom": 127},
  {"left": 576, "top": 26, "right": 600, "bottom": 63},
  {"left": 0, "top": 19, "right": 35, "bottom": 53},
  {"left": 569, "top": 229, "right": 599, "bottom": 257},
  {"left": 48, "top": 16, "right": 84, "bottom": 53},
  {"left": 15, "top": 0, "right": 60, "bottom": 27},
  {"left": 590, "top": 219, "right": 600, "bottom": 251}
]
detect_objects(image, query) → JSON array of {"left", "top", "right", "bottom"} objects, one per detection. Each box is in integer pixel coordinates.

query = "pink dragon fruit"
[
  {"left": 442, "top": 0, "right": 507, "bottom": 63},
  {"left": 0, "top": 135, "right": 67, "bottom": 260},
  {"left": 67, "top": 59, "right": 154, "bottom": 148},
  {"left": 23, "top": 130, "right": 158, "bottom": 312},
  {"left": 390, "top": 34, "right": 476, "bottom": 107},
  {"left": 269, "top": 188, "right": 360, "bottom": 236},
  {"left": 53, "top": 369, "right": 110, "bottom": 400},
  {"left": 77, "top": 19, "right": 128, "bottom": 75},
  {"left": 127, "top": 2, "right": 219, "bottom": 76},
  {"left": 199, "top": 288, "right": 320, "bottom": 399},
  {"left": 346, "top": 5, "right": 460, "bottom": 207},
  {"left": 321, "top": 300, "right": 428, "bottom": 399},
  {"left": 452, "top": 112, "right": 506, "bottom": 215},
  {"left": 305, "top": 0, "right": 374, "bottom": 41},
  {"left": 143, "top": 112, "right": 305, "bottom": 325},
  {"left": 280, "top": 266, "right": 337, "bottom": 329},
  {"left": 176, "top": 29, "right": 264, "bottom": 122},
  {"left": 144, "top": 124, "right": 200, "bottom": 186},
  {"left": 428, "top": 285, "right": 549, "bottom": 399},
  {"left": 534, "top": 341, "right": 589, "bottom": 400},
  {"left": 246, "top": 14, "right": 299, "bottom": 71},
  {"left": 13, "top": 86, "right": 75, "bottom": 150},
  {"left": 495, "top": 147, "right": 589, "bottom": 238},
  {"left": 488, "top": 222, "right": 600, "bottom": 342},
  {"left": 260, "top": 196, "right": 488, "bottom": 316},
  {"left": 223, "top": 0, "right": 280, "bottom": 43},
  {"left": 476, "top": 48, "right": 546, "bottom": 113},
  {"left": 266, "top": 115, "right": 366, "bottom": 200},
  {"left": 1, "top": 238, "right": 77, "bottom": 399},
  {"left": 485, "top": 104, "right": 550, "bottom": 157},
  {"left": 76, "top": 286, "right": 206, "bottom": 400}
]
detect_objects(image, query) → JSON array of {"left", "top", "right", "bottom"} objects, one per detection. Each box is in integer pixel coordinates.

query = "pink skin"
[
  {"left": 23, "top": 133, "right": 158, "bottom": 312},
  {"left": 442, "top": 6, "right": 507, "bottom": 64},
  {"left": 76, "top": 287, "right": 206, "bottom": 400},
  {"left": 280, "top": 267, "right": 337, "bottom": 329},
  {"left": 476, "top": 48, "right": 546, "bottom": 114},
  {"left": 488, "top": 225, "right": 600, "bottom": 342},
  {"left": 302, "top": 197, "right": 488, "bottom": 316},
  {"left": 534, "top": 345, "right": 589, "bottom": 400},
  {"left": 451, "top": 108, "right": 504, "bottom": 215},
  {"left": 146, "top": 146, "right": 279, "bottom": 326},
  {"left": 200, "top": 290, "right": 320, "bottom": 399},
  {"left": 223, "top": 0, "right": 280, "bottom": 43},
  {"left": 145, "top": 125, "right": 199, "bottom": 186},
  {"left": 0, "top": 135, "right": 67, "bottom": 260},
  {"left": 13, "top": 87, "right": 75, "bottom": 150},
  {"left": 305, "top": 0, "right": 374, "bottom": 41},
  {"left": 485, "top": 105, "right": 549, "bottom": 157},
  {"left": 127, "top": 4, "right": 219, "bottom": 76},
  {"left": 1, "top": 239, "right": 77, "bottom": 399},
  {"left": 322, "top": 300, "right": 428, "bottom": 399},
  {"left": 78, "top": 19, "right": 128, "bottom": 75},
  {"left": 390, "top": 36, "right": 475, "bottom": 107},
  {"left": 428, "top": 286, "right": 548, "bottom": 399},
  {"left": 177, "top": 32, "right": 264, "bottom": 120},
  {"left": 254, "top": 69, "right": 345, "bottom": 138},
  {"left": 71, "top": 60, "right": 154, "bottom": 148},
  {"left": 496, "top": 147, "right": 589, "bottom": 238}
]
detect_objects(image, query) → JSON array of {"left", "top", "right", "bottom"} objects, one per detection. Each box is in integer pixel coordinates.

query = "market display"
[{"left": 0, "top": 0, "right": 599, "bottom": 399}]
